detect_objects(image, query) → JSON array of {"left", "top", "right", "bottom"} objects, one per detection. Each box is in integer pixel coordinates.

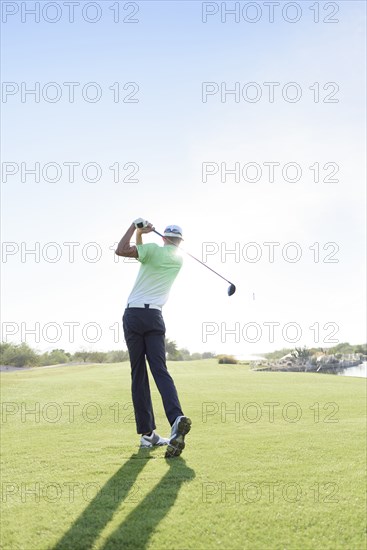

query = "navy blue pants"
[{"left": 122, "top": 307, "right": 184, "bottom": 434}]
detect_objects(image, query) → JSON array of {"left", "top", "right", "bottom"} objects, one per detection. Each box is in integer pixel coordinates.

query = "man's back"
[{"left": 127, "top": 243, "right": 183, "bottom": 307}]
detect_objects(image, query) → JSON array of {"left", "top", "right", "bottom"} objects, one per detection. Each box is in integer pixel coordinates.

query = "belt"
[{"left": 127, "top": 303, "right": 162, "bottom": 311}]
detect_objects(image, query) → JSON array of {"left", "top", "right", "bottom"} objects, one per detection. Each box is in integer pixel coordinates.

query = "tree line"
[{"left": 0, "top": 340, "right": 216, "bottom": 368}]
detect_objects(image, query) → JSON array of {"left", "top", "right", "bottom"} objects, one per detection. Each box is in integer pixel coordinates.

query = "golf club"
[{"left": 152, "top": 229, "right": 236, "bottom": 296}]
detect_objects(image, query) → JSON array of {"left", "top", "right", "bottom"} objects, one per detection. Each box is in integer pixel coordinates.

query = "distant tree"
[
  {"left": 329, "top": 342, "right": 354, "bottom": 354},
  {"left": 106, "top": 350, "right": 129, "bottom": 363},
  {"left": 40, "top": 349, "right": 70, "bottom": 366},
  {"left": 88, "top": 352, "right": 107, "bottom": 363},
  {"left": 176, "top": 348, "right": 191, "bottom": 361},
  {"left": 190, "top": 353, "right": 202, "bottom": 360},
  {"left": 1, "top": 342, "right": 40, "bottom": 367},
  {"left": 165, "top": 339, "right": 179, "bottom": 360},
  {"left": 73, "top": 350, "right": 90, "bottom": 363},
  {"left": 0, "top": 342, "right": 12, "bottom": 361},
  {"left": 202, "top": 352, "right": 215, "bottom": 359},
  {"left": 40, "top": 352, "right": 50, "bottom": 366}
]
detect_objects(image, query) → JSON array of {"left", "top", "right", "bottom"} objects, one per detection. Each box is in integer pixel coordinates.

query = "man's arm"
[
  {"left": 115, "top": 223, "right": 138, "bottom": 257},
  {"left": 115, "top": 222, "right": 155, "bottom": 257}
]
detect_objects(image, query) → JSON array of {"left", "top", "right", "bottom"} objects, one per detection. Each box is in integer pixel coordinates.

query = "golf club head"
[{"left": 228, "top": 284, "right": 236, "bottom": 296}]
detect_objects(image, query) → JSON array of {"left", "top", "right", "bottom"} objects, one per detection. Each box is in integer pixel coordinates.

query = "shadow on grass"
[
  {"left": 100, "top": 455, "right": 195, "bottom": 549},
  {"left": 53, "top": 449, "right": 195, "bottom": 550}
]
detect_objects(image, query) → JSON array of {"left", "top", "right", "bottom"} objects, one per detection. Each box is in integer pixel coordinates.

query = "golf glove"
[{"left": 133, "top": 218, "right": 148, "bottom": 229}]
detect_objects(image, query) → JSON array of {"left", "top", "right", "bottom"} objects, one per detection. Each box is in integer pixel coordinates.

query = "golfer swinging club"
[{"left": 115, "top": 219, "right": 191, "bottom": 458}]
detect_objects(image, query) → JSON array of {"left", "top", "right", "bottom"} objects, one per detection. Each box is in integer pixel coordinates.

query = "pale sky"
[{"left": 1, "top": 1, "right": 366, "bottom": 357}]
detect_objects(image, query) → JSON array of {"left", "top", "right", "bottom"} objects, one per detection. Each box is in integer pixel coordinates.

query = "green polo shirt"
[{"left": 127, "top": 243, "right": 183, "bottom": 308}]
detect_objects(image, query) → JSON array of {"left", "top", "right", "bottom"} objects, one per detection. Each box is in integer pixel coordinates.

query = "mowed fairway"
[{"left": 1, "top": 360, "right": 366, "bottom": 550}]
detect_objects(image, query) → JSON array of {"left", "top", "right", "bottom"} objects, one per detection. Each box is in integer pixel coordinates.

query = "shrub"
[
  {"left": 40, "top": 349, "right": 70, "bottom": 366},
  {"left": 88, "top": 352, "right": 108, "bottom": 363},
  {"left": 106, "top": 350, "right": 129, "bottom": 363},
  {"left": 217, "top": 355, "right": 238, "bottom": 365},
  {"left": 0, "top": 342, "right": 40, "bottom": 367}
]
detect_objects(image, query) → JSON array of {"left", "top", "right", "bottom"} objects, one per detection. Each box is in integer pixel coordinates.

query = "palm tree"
[{"left": 291, "top": 347, "right": 312, "bottom": 370}]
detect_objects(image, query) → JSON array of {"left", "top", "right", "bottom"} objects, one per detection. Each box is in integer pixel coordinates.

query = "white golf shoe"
[
  {"left": 140, "top": 431, "right": 169, "bottom": 448},
  {"left": 165, "top": 416, "right": 192, "bottom": 458}
]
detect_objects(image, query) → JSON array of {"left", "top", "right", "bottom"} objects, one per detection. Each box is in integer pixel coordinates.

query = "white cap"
[{"left": 163, "top": 225, "right": 183, "bottom": 239}]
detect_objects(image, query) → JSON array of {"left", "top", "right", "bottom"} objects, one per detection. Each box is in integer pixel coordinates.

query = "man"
[{"left": 115, "top": 219, "right": 191, "bottom": 458}]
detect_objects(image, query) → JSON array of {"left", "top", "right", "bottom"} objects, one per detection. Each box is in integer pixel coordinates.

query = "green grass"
[{"left": 1, "top": 360, "right": 366, "bottom": 550}]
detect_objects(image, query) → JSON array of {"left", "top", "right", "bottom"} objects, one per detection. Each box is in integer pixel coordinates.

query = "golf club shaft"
[{"left": 152, "top": 229, "right": 234, "bottom": 286}]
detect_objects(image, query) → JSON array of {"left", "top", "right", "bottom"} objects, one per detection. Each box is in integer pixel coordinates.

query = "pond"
[{"left": 337, "top": 361, "right": 367, "bottom": 378}]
